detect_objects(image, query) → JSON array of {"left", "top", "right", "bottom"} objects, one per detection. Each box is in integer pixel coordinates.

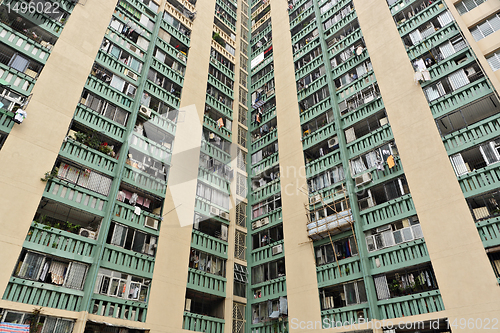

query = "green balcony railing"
[{"left": 183, "top": 312, "right": 224, "bottom": 333}]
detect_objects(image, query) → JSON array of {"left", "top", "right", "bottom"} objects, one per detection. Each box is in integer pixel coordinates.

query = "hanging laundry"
[
  {"left": 134, "top": 206, "right": 141, "bottom": 215},
  {"left": 387, "top": 155, "right": 395, "bottom": 169},
  {"left": 13, "top": 110, "right": 27, "bottom": 124},
  {"left": 217, "top": 118, "right": 224, "bottom": 128}
]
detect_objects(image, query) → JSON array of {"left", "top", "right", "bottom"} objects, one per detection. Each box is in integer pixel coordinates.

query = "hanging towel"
[
  {"left": 387, "top": 155, "right": 395, "bottom": 169},
  {"left": 134, "top": 206, "right": 141, "bottom": 215}
]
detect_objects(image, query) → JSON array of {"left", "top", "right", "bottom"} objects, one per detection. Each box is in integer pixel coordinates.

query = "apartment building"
[{"left": 0, "top": 0, "right": 500, "bottom": 332}]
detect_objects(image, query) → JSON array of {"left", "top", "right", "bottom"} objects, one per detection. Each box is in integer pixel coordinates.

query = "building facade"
[{"left": 0, "top": 0, "right": 499, "bottom": 332}]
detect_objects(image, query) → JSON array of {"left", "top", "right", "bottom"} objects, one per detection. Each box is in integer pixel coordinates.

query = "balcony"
[
  {"left": 85, "top": 75, "right": 133, "bottom": 111},
  {"left": 192, "top": 230, "right": 228, "bottom": 258},
  {"left": 113, "top": 201, "right": 161, "bottom": 232},
  {"left": 316, "top": 256, "right": 362, "bottom": 288},
  {"left": 407, "top": 24, "right": 459, "bottom": 61},
  {"left": 25, "top": 222, "right": 96, "bottom": 261},
  {"left": 378, "top": 290, "right": 444, "bottom": 320},
  {"left": 332, "top": 50, "right": 370, "bottom": 81},
  {"left": 144, "top": 80, "right": 180, "bottom": 110},
  {"left": 368, "top": 238, "right": 430, "bottom": 274},
  {"left": 183, "top": 312, "right": 225, "bottom": 333},
  {"left": 251, "top": 107, "right": 276, "bottom": 132},
  {"left": 323, "top": 11, "right": 357, "bottom": 39},
  {"left": 187, "top": 268, "right": 226, "bottom": 297},
  {"left": 204, "top": 116, "right": 232, "bottom": 142},
  {"left": 347, "top": 124, "right": 393, "bottom": 159},
  {"left": 295, "top": 57, "right": 324, "bottom": 83},
  {"left": 321, "top": 303, "right": 369, "bottom": 329},
  {"left": 250, "top": 277, "right": 287, "bottom": 302},
  {"left": 305, "top": 150, "right": 342, "bottom": 179},
  {"left": 250, "top": 240, "right": 284, "bottom": 265},
  {"left": 200, "top": 140, "right": 231, "bottom": 164},
  {"left": 209, "top": 56, "right": 234, "bottom": 81},
  {"left": 252, "top": 180, "right": 280, "bottom": 202},
  {"left": 297, "top": 75, "right": 328, "bottom": 102},
  {"left": 360, "top": 194, "right": 416, "bottom": 229},
  {"left": 0, "top": 107, "right": 14, "bottom": 134},
  {"left": 198, "top": 168, "right": 230, "bottom": 193},
  {"left": 251, "top": 70, "right": 274, "bottom": 93},
  {"left": 320, "top": 0, "right": 352, "bottom": 21},
  {"left": 205, "top": 94, "right": 233, "bottom": 120},
  {"left": 3, "top": 277, "right": 84, "bottom": 311},
  {"left": 160, "top": 19, "right": 190, "bottom": 48},
  {"left": 341, "top": 98, "right": 385, "bottom": 128},
  {"left": 291, "top": 19, "right": 317, "bottom": 45},
  {"left": 293, "top": 39, "right": 320, "bottom": 62},
  {"left": 122, "top": 165, "right": 166, "bottom": 197},
  {"left": 430, "top": 78, "right": 493, "bottom": 119},
  {"left": 101, "top": 244, "right": 155, "bottom": 278},
  {"left": 300, "top": 98, "right": 332, "bottom": 126},
  {"left": 251, "top": 129, "right": 277, "bottom": 151},
  {"left": 443, "top": 112, "right": 500, "bottom": 155},
  {"left": 328, "top": 28, "right": 362, "bottom": 59},
  {"left": 290, "top": 6, "right": 315, "bottom": 30},
  {"left": 251, "top": 152, "right": 279, "bottom": 177},
  {"left": 59, "top": 138, "right": 117, "bottom": 176},
  {"left": 477, "top": 216, "right": 500, "bottom": 248},
  {"left": 398, "top": 1, "right": 446, "bottom": 36},
  {"left": 150, "top": 57, "right": 184, "bottom": 87},
  {"left": 73, "top": 105, "right": 126, "bottom": 142},
  {"left": 91, "top": 294, "right": 147, "bottom": 322},
  {"left": 43, "top": 178, "right": 107, "bottom": 216},
  {"left": 207, "top": 74, "right": 233, "bottom": 99},
  {"left": 302, "top": 122, "right": 336, "bottom": 151},
  {"left": 336, "top": 73, "right": 377, "bottom": 103}
]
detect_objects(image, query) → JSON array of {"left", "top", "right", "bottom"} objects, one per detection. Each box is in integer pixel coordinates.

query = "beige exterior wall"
[
  {"left": 355, "top": 0, "right": 500, "bottom": 330},
  {"left": 271, "top": 1, "right": 323, "bottom": 331},
  {"left": 145, "top": 0, "right": 217, "bottom": 332},
  {"left": 0, "top": 0, "right": 117, "bottom": 313}
]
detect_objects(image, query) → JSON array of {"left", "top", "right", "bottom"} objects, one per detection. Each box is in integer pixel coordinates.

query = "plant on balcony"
[
  {"left": 212, "top": 33, "right": 226, "bottom": 47},
  {"left": 28, "top": 307, "right": 43, "bottom": 333},
  {"left": 40, "top": 167, "right": 59, "bottom": 182},
  {"left": 74, "top": 130, "right": 116, "bottom": 157}
]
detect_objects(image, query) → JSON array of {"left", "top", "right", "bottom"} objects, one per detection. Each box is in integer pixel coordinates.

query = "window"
[
  {"left": 238, "top": 126, "right": 247, "bottom": 146},
  {"left": 57, "top": 162, "right": 112, "bottom": 196},
  {"left": 233, "top": 302, "right": 246, "bottom": 333},
  {"left": 374, "top": 265, "right": 438, "bottom": 300},
  {"left": 252, "top": 194, "right": 281, "bottom": 219},
  {"left": 470, "top": 12, "right": 500, "bottom": 41},
  {"left": 235, "top": 231, "right": 247, "bottom": 261},
  {"left": 236, "top": 173, "right": 247, "bottom": 197},
  {"left": 252, "top": 224, "right": 283, "bottom": 249},
  {"left": 308, "top": 165, "right": 345, "bottom": 193},
  {"left": 237, "top": 148, "right": 247, "bottom": 171},
  {"left": 95, "top": 268, "right": 149, "bottom": 302},
  {"left": 239, "top": 105, "right": 248, "bottom": 125},
  {"left": 320, "top": 280, "right": 366, "bottom": 310},
  {"left": 14, "top": 251, "right": 88, "bottom": 290},
  {"left": 251, "top": 259, "right": 285, "bottom": 284},
  {"left": 0, "top": 311, "right": 74, "bottom": 333},
  {"left": 455, "top": 0, "right": 487, "bottom": 14},
  {"left": 107, "top": 222, "right": 157, "bottom": 256},
  {"left": 365, "top": 216, "right": 423, "bottom": 252},
  {"left": 189, "top": 249, "right": 227, "bottom": 277},
  {"left": 196, "top": 181, "right": 230, "bottom": 209},
  {"left": 236, "top": 201, "right": 247, "bottom": 227},
  {"left": 81, "top": 90, "right": 129, "bottom": 126},
  {"left": 251, "top": 297, "right": 287, "bottom": 324},
  {"left": 240, "top": 40, "right": 248, "bottom": 56},
  {"left": 239, "top": 87, "right": 248, "bottom": 105},
  {"left": 487, "top": 50, "right": 500, "bottom": 71},
  {"left": 240, "top": 70, "right": 248, "bottom": 88},
  {"left": 315, "top": 236, "right": 358, "bottom": 265},
  {"left": 240, "top": 54, "right": 248, "bottom": 72}
]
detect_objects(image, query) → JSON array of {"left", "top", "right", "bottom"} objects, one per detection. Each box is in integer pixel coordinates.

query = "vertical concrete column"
[
  {"left": 271, "top": 0, "right": 323, "bottom": 329},
  {"left": 0, "top": 0, "right": 117, "bottom": 299},
  {"left": 354, "top": 0, "right": 500, "bottom": 326},
  {"left": 145, "top": 0, "right": 216, "bottom": 332}
]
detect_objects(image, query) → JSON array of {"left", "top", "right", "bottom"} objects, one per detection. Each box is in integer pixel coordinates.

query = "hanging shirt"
[{"left": 387, "top": 155, "right": 395, "bottom": 169}]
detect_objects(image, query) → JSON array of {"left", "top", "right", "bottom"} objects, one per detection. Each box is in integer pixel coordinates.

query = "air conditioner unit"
[
  {"left": 185, "top": 298, "right": 192, "bottom": 311},
  {"left": 210, "top": 57, "right": 217, "bottom": 64},
  {"left": 139, "top": 105, "right": 152, "bottom": 118},
  {"left": 124, "top": 309, "right": 136, "bottom": 320},
  {"left": 261, "top": 216, "right": 269, "bottom": 226},
  {"left": 355, "top": 172, "right": 372, "bottom": 187},
  {"left": 107, "top": 305, "right": 115, "bottom": 317},
  {"left": 376, "top": 225, "right": 392, "bottom": 233},
  {"left": 219, "top": 211, "right": 230, "bottom": 220},
  {"left": 309, "top": 194, "right": 321, "bottom": 204},
  {"left": 144, "top": 216, "right": 159, "bottom": 230},
  {"left": 272, "top": 244, "right": 283, "bottom": 255},
  {"left": 79, "top": 228, "right": 96, "bottom": 239},
  {"left": 379, "top": 117, "right": 388, "bottom": 126},
  {"left": 210, "top": 206, "right": 220, "bottom": 216},
  {"left": 124, "top": 69, "right": 138, "bottom": 81},
  {"left": 328, "top": 136, "right": 339, "bottom": 148},
  {"left": 252, "top": 219, "right": 262, "bottom": 230}
]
